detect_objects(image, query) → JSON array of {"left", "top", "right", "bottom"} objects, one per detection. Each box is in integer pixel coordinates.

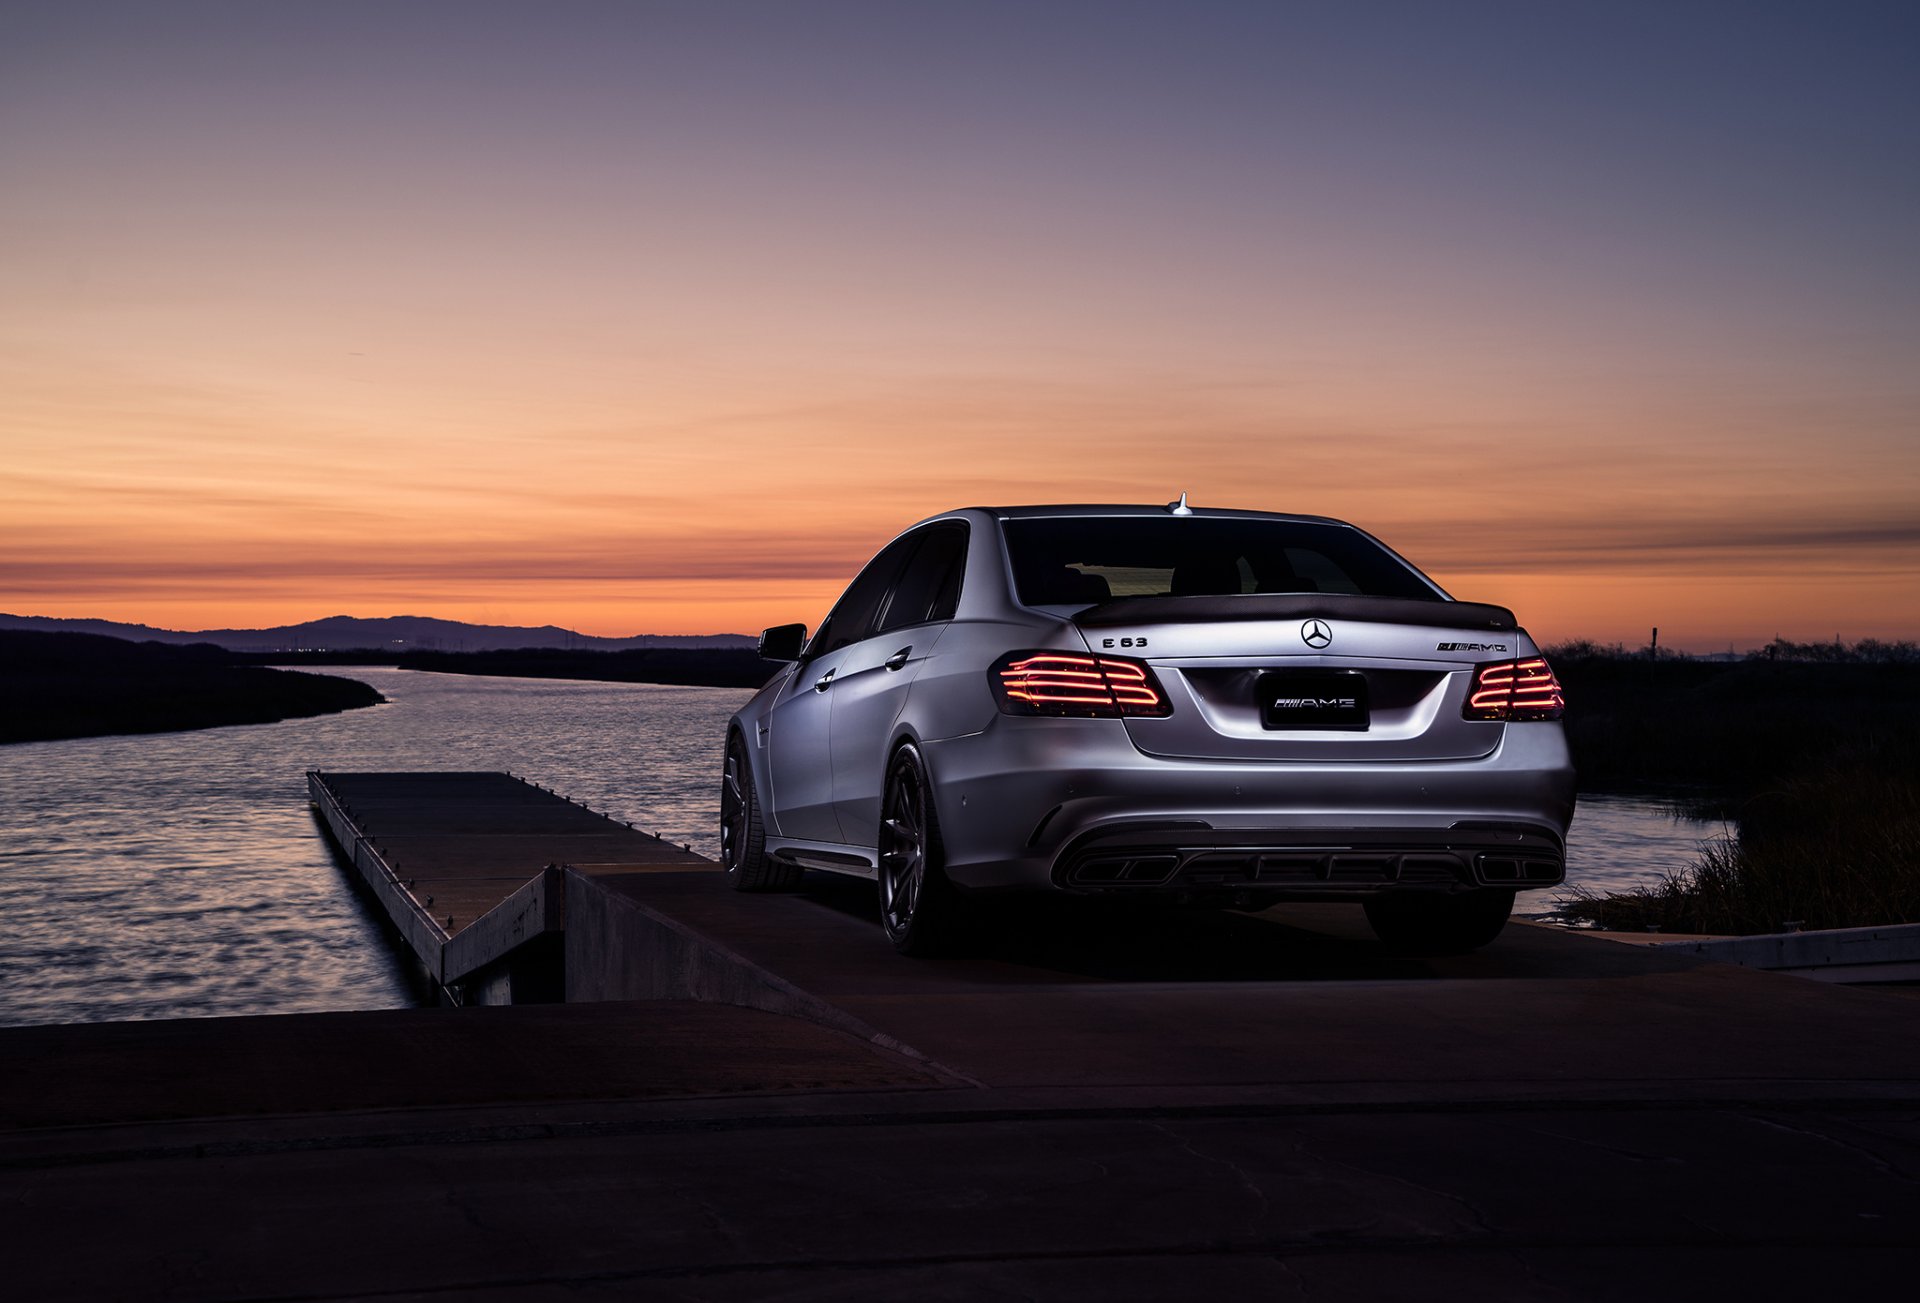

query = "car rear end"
[{"left": 924, "top": 509, "right": 1576, "bottom": 907}]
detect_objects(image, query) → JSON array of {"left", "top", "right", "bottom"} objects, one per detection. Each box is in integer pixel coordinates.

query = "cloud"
[{"left": 1403, "top": 511, "right": 1920, "bottom": 576}]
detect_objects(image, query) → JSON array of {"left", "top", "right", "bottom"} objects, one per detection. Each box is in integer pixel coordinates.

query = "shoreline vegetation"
[
  {"left": 1549, "top": 641, "right": 1919, "bottom": 935},
  {"left": 227, "top": 647, "right": 777, "bottom": 687},
  {"left": 0, "top": 631, "right": 384, "bottom": 745},
  {"left": 378, "top": 647, "right": 772, "bottom": 688}
]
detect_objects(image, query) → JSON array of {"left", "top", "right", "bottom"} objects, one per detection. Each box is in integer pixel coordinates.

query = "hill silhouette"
[{"left": 0, "top": 613, "right": 753, "bottom": 654}]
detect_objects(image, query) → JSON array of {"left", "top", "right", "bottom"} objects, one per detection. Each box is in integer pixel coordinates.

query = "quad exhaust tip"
[{"left": 1475, "top": 854, "right": 1564, "bottom": 884}]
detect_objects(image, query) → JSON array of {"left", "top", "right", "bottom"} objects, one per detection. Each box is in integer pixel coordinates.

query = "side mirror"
[{"left": 757, "top": 623, "right": 808, "bottom": 663}]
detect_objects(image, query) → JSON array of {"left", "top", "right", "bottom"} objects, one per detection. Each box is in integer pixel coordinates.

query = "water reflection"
[{"left": 1522, "top": 793, "right": 1727, "bottom": 919}]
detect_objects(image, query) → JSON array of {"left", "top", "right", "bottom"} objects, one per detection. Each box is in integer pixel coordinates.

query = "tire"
[
  {"left": 877, "top": 744, "right": 967, "bottom": 955},
  {"left": 1363, "top": 889, "right": 1514, "bottom": 955},
  {"left": 721, "top": 732, "right": 800, "bottom": 891}
]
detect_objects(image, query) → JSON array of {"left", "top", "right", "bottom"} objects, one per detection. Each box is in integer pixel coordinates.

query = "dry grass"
[{"left": 1557, "top": 742, "right": 1920, "bottom": 934}]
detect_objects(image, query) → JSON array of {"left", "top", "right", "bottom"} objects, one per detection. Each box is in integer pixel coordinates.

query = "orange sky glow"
[{"left": 4, "top": 4, "right": 1916, "bottom": 652}]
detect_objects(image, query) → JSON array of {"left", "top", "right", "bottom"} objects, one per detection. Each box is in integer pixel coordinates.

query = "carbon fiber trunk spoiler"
[{"left": 1072, "top": 593, "right": 1517, "bottom": 632}]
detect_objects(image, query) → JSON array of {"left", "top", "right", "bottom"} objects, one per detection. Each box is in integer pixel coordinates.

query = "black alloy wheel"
[
  {"left": 721, "top": 731, "right": 796, "bottom": 891},
  {"left": 877, "top": 744, "right": 962, "bottom": 954}
]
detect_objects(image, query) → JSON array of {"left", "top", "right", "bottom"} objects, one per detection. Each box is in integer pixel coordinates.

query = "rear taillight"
[
  {"left": 1464, "top": 657, "right": 1565, "bottom": 721},
  {"left": 991, "top": 651, "right": 1173, "bottom": 718}
]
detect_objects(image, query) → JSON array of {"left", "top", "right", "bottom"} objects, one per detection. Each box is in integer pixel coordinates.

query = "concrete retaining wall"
[
  {"left": 562, "top": 869, "right": 932, "bottom": 1061},
  {"left": 1663, "top": 922, "right": 1920, "bottom": 983}
]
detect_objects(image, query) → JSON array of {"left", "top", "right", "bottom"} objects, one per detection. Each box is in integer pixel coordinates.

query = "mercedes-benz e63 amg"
[{"left": 722, "top": 502, "right": 1574, "bottom": 955}]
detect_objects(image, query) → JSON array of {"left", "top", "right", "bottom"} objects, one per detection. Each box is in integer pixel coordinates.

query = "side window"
[
  {"left": 812, "top": 535, "right": 918, "bottom": 656},
  {"left": 927, "top": 531, "right": 966, "bottom": 623},
  {"left": 877, "top": 525, "right": 968, "bottom": 634}
]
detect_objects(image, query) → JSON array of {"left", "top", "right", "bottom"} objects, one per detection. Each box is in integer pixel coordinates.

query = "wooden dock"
[{"left": 308, "top": 770, "right": 713, "bottom": 1002}]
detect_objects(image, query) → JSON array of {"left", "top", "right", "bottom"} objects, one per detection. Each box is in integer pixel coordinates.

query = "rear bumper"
[
  {"left": 920, "top": 716, "right": 1575, "bottom": 894},
  {"left": 1052, "top": 822, "right": 1564, "bottom": 897}
]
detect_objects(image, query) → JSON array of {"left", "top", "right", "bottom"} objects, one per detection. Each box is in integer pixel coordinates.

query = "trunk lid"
[{"left": 1073, "top": 594, "right": 1519, "bottom": 762}]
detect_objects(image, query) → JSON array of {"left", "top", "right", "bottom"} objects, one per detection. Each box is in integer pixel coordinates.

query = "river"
[{"left": 0, "top": 667, "right": 1724, "bottom": 1026}]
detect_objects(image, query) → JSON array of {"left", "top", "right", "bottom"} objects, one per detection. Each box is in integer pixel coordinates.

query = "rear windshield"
[{"left": 1002, "top": 517, "right": 1443, "bottom": 606}]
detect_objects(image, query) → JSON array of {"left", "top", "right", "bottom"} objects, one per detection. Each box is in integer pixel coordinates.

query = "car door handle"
[
  {"left": 884, "top": 646, "right": 912, "bottom": 671},
  {"left": 813, "top": 668, "right": 836, "bottom": 692}
]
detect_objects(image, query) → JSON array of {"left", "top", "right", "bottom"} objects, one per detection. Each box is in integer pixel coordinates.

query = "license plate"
[{"left": 1258, "top": 670, "right": 1369, "bottom": 730}]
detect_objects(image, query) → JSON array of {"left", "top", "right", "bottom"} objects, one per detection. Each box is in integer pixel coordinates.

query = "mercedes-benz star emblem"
[{"left": 1301, "top": 619, "right": 1333, "bottom": 649}]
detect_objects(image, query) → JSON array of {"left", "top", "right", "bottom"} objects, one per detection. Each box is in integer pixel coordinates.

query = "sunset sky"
[{"left": 3, "top": 1, "right": 1916, "bottom": 650}]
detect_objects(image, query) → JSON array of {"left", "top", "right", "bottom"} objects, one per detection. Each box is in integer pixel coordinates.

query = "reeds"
[{"left": 1557, "top": 739, "right": 1920, "bottom": 934}]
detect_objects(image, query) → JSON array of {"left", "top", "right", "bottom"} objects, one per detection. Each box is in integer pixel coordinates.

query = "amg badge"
[
  {"left": 1258, "top": 669, "right": 1369, "bottom": 730},
  {"left": 1437, "top": 642, "right": 1508, "bottom": 652}
]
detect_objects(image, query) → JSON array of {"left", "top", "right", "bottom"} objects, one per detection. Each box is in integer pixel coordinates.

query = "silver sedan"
[{"left": 722, "top": 502, "right": 1575, "bottom": 955}]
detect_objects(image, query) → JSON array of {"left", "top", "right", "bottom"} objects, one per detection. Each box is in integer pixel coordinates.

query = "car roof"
[{"left": 968, "top": 503, "right": 1354, "bottom": 527}]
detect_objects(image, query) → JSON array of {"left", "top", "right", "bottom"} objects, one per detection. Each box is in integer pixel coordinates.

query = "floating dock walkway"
[
  {"left": 308, "top": 770, "right": 940, "bottom": 1047},
  {"left": 308, "top": 770, "right": 712, "bottom": 1003}
]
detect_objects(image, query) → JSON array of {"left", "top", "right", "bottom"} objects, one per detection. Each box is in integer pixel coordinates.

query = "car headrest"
[
  {"left": 1054, "top": 568, "right": 1112, "bottom": 603},
  {"left": 1171, "top": 559, "right": 1241, "bottom": 596}
]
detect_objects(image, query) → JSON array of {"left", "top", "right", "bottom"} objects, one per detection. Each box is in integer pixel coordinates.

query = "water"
[
  {"left": 0, "top": 668, "right": 1718, "bottom": 1026},
  {"left": 1527, "top": 792, "right": 1729, "bottom": 920},
  {"left": 0, "top": 669, "right": 753, "bottom": 1027},
  {"left": 1560, "top": 793, "right": 1731, "bottom": 897}
]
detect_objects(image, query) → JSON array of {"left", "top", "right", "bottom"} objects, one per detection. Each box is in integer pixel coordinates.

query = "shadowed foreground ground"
[{"left": 5, "top": 896, "right": 1917, "bottom": 1301}]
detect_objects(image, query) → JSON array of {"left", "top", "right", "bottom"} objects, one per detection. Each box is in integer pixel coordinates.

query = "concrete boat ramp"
[{"left": 5, "top": 771, "right": 1920, "bottom": 1300}]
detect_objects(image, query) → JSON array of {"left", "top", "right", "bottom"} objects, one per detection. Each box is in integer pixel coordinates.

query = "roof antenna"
[{"left": 1166, "top": 491, "right": 1193, "bottom": 516}]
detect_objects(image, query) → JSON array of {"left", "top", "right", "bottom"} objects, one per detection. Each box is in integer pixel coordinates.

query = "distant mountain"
[{"left": 0, "top": 613, "right": 755, "bottom": 653}]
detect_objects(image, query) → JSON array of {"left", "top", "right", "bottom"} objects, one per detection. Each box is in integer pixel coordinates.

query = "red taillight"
[
  {"left": 991, "top": 651, "right": 1172, "bottom": 718},
  {"left": 1464, "top": 657, "right": 1565, "bottom": 721}
]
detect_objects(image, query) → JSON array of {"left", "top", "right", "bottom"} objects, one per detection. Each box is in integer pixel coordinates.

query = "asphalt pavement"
[{"left": 5, "top": 889, "right": 1918, "bottom": 1300}]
